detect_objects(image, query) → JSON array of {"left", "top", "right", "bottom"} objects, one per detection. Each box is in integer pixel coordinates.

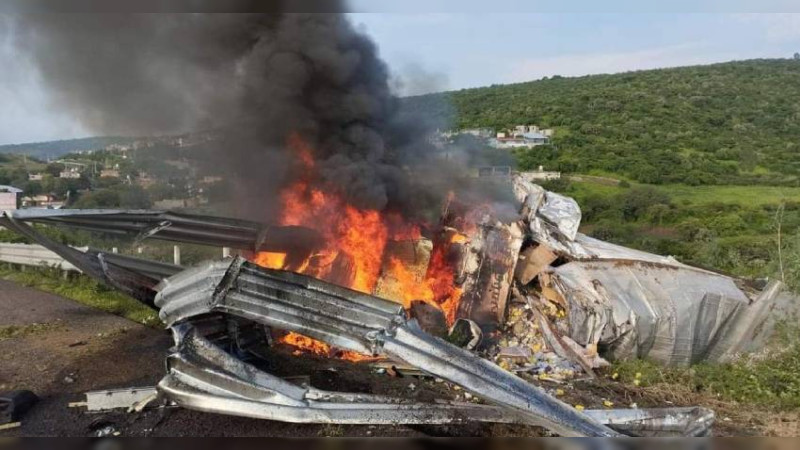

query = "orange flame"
[
  {"left": 255, "top": 132, "right": 468, "bottom": 350},
  {"left": 277, "top": 331, "right": 377, "bottom": 362},
  {"left": 382, "top": 234, "right": 464, "bottom": 326},
  {"left": 254, "top": 252, "right": 286, "bottom": 270}
]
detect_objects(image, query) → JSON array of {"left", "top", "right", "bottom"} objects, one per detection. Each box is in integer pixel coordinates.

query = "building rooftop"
[
  {"left": 522, "top": 132, "right": 549, "bottom": 140},
  {"left": 0, "top": 185, "right": 23, "bottom": 194}
]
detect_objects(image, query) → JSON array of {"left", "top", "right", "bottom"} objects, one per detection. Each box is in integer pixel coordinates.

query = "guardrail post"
[
  {"left": 222, "top": 247, "right": 231, "bottom": 258},
  {"left": 173, "top": 245, "right": 181, "bottom": 266}
]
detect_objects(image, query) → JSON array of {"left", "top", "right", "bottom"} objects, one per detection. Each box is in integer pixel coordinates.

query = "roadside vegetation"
[
  {"left": 408, "top": 59, "right": 800, "bottom": 186},
  {"left": 538, "top": 178, "right": 800, "bottom": 291},
  {"left": 0, "top": 264, "right": 159, "bottom": 327},
  {"left": 610, "top": 321, "right": 800, "bottom": 411}
]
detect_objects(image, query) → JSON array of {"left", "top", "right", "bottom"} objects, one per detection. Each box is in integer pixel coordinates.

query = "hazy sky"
[{"left": 1, "top": 10, "right": 800, "bottom": 145}]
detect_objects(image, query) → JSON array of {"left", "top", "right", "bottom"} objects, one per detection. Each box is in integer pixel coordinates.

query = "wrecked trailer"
[
  {"left": 511, "top": 173, "right": 797, "bottom": 367},
  {"left": 0, "top": 206, "right": 728, "bottom": 436},
  {"left": 0, "top": 209, "right": 616, "bottom": 436}
]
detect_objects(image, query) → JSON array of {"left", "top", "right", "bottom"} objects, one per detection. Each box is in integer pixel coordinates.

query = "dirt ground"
[{"left": 0, "top": 279, "right": 543, "bottom": 437}]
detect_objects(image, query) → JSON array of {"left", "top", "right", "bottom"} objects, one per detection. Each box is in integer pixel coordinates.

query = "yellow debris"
[
  {"left": 574, "top": 404, "right": 584, "bottom": 411},
  {"left": 635, "top": 372, "right": 642, "bottom": 378},
  {"left": 633, "top": 379, "right": 641, "bottom": 386},
  {"left": 611, "top": 372, "right": 619, "bottom": 380},
  {"left": 603, "top": 400, "right": 614, "bottom": 408},
  {"left": 555, "top": 389, "right": 565, "bottom": 396}
]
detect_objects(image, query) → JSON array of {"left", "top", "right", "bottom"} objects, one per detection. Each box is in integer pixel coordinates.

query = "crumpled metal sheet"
[
  {"left": 155, "top": 256, "right": 620, "bottom": 437},
  {"left": 549, "top": 260, "right": 760, "bottom": 365},
  {"left": 3, "top": 208, "right": 322, "bottom": 257},
  {"left": 571, "top": 234, "right": 685, "bottom": 266},
  {"left": 513, "top": 177, "right": 581, "bottom": 250},
  {"left": 511, "top": 176, "right": 797, "bottom": 366},
  {"left": 511, "top": 175, "right": 685, "bottom": 265},
  {"left": 161, "top": 322, "right": 712, "bottom": 436}
]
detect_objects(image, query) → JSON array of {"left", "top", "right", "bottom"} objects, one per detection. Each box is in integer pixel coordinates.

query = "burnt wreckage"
[{"left": 2, "top": 179, "right": 789, "bottom": 436}]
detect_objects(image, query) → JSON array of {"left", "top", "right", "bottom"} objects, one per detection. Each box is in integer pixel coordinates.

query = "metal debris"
[
  {"left": 155, "top": 257, "right": 619, "bottom": 436},
  {"left": 0, "top": 206, "right": 729, "bottom": 436},
  {"left": 82, "top": 387, "right": 159, "bottom": 412},
  {"left": 511, "top": 174, "right": 797, "bottom": 367}
]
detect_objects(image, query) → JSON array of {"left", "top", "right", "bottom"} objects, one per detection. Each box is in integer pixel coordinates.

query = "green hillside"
[
  {"left": 0, "top": 136, "right": 137, "bottom": 159},
  {"left": 406, "top": 59, "right": 800, "bottom": 186}
]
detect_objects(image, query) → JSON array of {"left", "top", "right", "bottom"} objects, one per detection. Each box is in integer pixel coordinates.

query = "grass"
[
  {"left": 609, "top": 327, "right": 800, "bottom": 411},
  {"left": 661, "top": 185, "right": 800, "bottom": 206},
  {"left": 568, "top": 176, "right": 800, "bottom": 207},
  {"left": 0, "top": 264, "right": 160, "bottom": 327}
]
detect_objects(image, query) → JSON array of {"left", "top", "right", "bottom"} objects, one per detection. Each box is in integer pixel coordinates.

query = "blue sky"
[
  {"left": 349, "top": 13, "right": 800, "bottom": 95},
  {"left": 1, "top": 11, "right": 800, "bottom": 145}
]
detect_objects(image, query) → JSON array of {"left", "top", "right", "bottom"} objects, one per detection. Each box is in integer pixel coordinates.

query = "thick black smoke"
[{"left": 10, "top": 6, "right": 478, "bottom": 223}]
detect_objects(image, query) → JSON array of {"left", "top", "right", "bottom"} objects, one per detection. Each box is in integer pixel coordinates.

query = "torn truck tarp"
[
  {"left": 511, "top": 175, "right": 684, "bottom": 266},
  {"left": 513, "top": 177, "right": 581, "bottom": 252},
  {"left": 511, "top": 176, "right": 797, "bottom": 367},
  {"left": 549, "top": 260, "right": 761, "bottom": 366},
  {"left": 155, "top": 257, "right": 620, "bottom": 437}
]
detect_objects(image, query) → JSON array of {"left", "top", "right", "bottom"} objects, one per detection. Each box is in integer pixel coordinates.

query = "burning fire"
[
  {"left": 255, "top": 133, "right": 471, "bottom": 358},
  {"left": 277, "top": 331, "right": 377, "bottom": 362}
]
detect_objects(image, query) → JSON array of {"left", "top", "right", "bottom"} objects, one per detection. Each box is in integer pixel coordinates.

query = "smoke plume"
[{"left": 10, "top": 5, "right": 491, "bottom": 223}]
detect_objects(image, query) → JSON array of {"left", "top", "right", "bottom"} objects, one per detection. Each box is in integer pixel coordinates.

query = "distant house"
[
  {"left": 21, "top": 194, "right": 63, "bottom": 209},
  {"left": 100, "top": 169, "right": 120, "bottom": 178},
  {"left": 57, "top": 160, "right": 86, "bottom": 178},
  {"left": 28, "top": 173, "right": 44, "bottom": 181},
  {"left": 0, "top": 185, "right": 22, "bottom": 210},
  {"left": 460, "top": 128, "right": 494, "bottom": 138},
  {"left": 105, "top": 144, "right": 131, "bottom": 153},
  {"left": 521, "top": 131, "right": 549, "bottom": 145},
  {"left": 489, "top": 131, "right": 551, "bottom": 149}
]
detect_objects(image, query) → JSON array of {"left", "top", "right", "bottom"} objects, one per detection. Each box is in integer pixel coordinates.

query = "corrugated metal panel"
[
  {"left": 550, "top": 260, "right": 753, "bottom": 365},
  {"left": 155, "top": 257, "right": 619, "bottom": 437}
]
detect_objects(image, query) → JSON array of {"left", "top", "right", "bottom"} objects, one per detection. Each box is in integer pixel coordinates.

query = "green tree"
[{"left": 45, "top": 162, "right": 65, "bottom": 178}]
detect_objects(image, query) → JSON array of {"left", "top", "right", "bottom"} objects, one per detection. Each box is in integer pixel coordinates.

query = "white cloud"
[
  {"left": 734, "top": 13, "right": 800, "bottom": 42},
  {"left": 506, "top": 44, "right": 741, "bottom": 83}
]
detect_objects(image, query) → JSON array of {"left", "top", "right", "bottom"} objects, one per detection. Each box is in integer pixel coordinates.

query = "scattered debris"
[
  {"left": 448, "top": 318, "right": 483, "bottom": 350},
  {"left": 510, "top": 174, "right": 799, "bottom": 367},
  {"left": 0, "top": 422, "right": 21, "bottom": 431},
  {"left": 6, "top": 194, "right": 786, "bottom": 436},
  {"left": 81, "top": 387, "right": 159, "bottom": 412},
  {"left": 91, "top": 424, "right": 120, "bottom": 437}
]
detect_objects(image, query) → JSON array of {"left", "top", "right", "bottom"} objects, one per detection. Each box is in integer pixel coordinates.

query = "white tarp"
[
  {"left": 512, "top": 174, "right": 797, "bottom": 366},
  {"left": 550, "top": 260, "right": 755, "bottom": 365}
]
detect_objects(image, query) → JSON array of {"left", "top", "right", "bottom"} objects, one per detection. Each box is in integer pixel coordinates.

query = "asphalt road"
[{"left": 0, "top": 279, "right": 527, "bottom": 437}]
